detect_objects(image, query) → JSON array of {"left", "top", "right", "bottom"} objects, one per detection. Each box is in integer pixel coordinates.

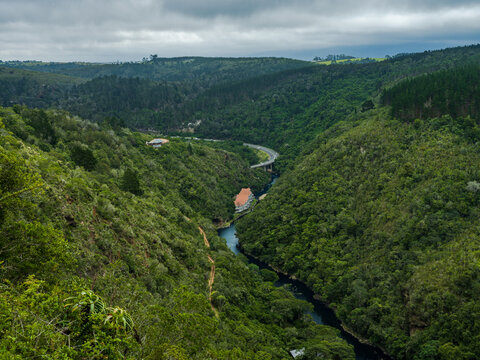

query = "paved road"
[{"left": 243, "top": 143, "right": 279, "bottom": 169}]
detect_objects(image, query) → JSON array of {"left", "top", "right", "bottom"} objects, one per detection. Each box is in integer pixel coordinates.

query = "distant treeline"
[{"left": 313, "top": 54, "right": 356, "bottom": 61}]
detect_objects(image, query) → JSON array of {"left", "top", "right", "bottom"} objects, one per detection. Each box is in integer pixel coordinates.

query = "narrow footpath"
[{"left": 198, "top": 226, "right": 219, "bottom": 318}]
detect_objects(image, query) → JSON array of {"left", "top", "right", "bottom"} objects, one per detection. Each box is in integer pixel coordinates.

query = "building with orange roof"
[{"left": 234, "top": 188, "right": 255, "bottom": 213}]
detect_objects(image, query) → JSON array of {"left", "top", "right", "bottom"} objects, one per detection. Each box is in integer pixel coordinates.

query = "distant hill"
[
  {"left": 189, "top": 44, "right": 480, "bottom": 169},
  {"left": 2, "top": 44, "right": 480, "bottom": 172},
  {"left": 0, "top": 66, "right": 84, "bottom": 108},
  {"left": 0, "top": 57, "right": 310, "bottom": 85}
]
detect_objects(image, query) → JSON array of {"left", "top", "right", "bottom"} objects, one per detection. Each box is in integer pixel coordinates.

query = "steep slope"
[
  {"left": 0, "top": 106, "right": 354, "bottom": 359},
  {"left": 237, "top": 107, "right": 480, "bottom": 359},
  {"left": 191, "top": 45, "right": 480, "bottom": 170}
]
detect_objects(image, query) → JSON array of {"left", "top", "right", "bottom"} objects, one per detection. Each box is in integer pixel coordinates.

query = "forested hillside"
[
  {"left": 2, "top": 44, "right": 480, "bottom": 359},
  {"left": 1, "top": 57, "right": 309, "bottom": 84},
  {"left": 2, "top": 46, "right": 480, "bottom": 174},
  {"left": 191, "top": 45, "right": 480, "bottom": 169},
  {"left": 0, "top": 105, "right": 354, "bottom": 359},
  {"left": 237, "top": 105, "right": 480, "bottom": 359},
  {"left": 382, "top": 64, "right": 480, "bottom": 122},
  {"left": 0, "top": 66, "right": 83, "bottom": 108}
]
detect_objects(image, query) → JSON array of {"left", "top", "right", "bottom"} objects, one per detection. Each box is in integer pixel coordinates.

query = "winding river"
[{"left": 219, "top": 177, "right": 392, "bottom": 360}]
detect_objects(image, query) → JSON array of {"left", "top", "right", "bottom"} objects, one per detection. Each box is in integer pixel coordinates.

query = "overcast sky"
[{"left": 1, "top": 0, "right": 479, "bottom": 62}]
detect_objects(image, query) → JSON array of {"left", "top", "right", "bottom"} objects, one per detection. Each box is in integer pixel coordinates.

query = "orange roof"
[{"left": 235, "top": 188, "right": 252, "bottom": 207}]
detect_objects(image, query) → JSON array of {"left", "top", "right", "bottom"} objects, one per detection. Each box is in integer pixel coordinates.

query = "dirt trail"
[
  {"left": 198, "top": 226, "right": 218, "bottom": 317},
  {"left": 198, "top": 226, "right": 210, "bottom": 247}
]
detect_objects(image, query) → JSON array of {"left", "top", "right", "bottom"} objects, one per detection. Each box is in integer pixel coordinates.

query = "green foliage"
[
  {"left": 0, "top": 277, "right": 137, "bottom": 359},
  {"left": 1, "top": 57, "right": 309, "bottom": 84},
  {"left": 23, "top": 108, "right": 58, "bottom": 145},
  {"left": 0, "top": 66, "right": 81, "bottom": 109},
  {"left": 4, "top": 45, "right": 479, "bottom": 359},
  {"left": 64, "top": 289, "right": 107, "bottom": 316},
  {"left": 69, "top": 142, "right": 97, "bottom": 171},
  {"left": 237, "top": 108, "right": 480, "bottom": 359},
  {"left": 188, "top": 44, "right": 480, "bottom": 170},
  {"left": 64, "top": 289, "right": 137, "bottom": 358},
  {"left": 0, "top": 105, "right": 352, "bottom": 359},
  {"left": 1, "top": 221, "right": 70, "bottom": 281},
  {"left": 361, "top": 100, "right": 375, "bottom": 112},
  {"left": 382, "top": 64, "right": 480, "bottom": 122},
  {"left": 0, "top": 123, "right": 71, "bottom": 280},
  {"left": 3, "top": 45, "right": 480, "bottom": 173},
  {"left": 201, "top": 139, "right": 262, "bottom": 166},
  {"left": 120, "top": 168, "right": 143, "bottom": 195}
]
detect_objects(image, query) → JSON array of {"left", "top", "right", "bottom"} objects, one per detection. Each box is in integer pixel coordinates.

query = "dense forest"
[
  {"left": 2, "top": 45, "right": 480, "bottom": 172},
  {"left": 0, "top": 105, "right": 354, "bottom": 359},
  {"left": 2, "top": 44, "right": 480, "bottom": 359},
  {"left": 237, "top": 108, "right": 480, "bottom": 358},
  {"left": 0, "top": 56, "right": 309, "bottom": 85},
  {"left": 381, "top": 64, "right": 480, "bottom": 122}
]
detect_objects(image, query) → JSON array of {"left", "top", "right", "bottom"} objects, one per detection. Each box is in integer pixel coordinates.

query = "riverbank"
[
  {"left": 215, "top": 199, "right": 258, "bottom": 230},
  {"left": 231, "top": 239, "right": 393, "bottom": 360},
  {"left": 241, "top": 247, "right": 391, "bottom": 355},
  {"left": 218, "top": 177, "right": 393, "bottom": 360}
]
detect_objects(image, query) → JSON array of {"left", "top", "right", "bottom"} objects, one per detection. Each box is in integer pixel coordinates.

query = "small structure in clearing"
[
  {"left": 289, "top": 349, "right": 305, "bottom": 358},
  {"left": 146, "top": 138, "right": 169, "bottom": 148},
  {"left": 234, "top": 188, "right": 254, "bottom": 213}
]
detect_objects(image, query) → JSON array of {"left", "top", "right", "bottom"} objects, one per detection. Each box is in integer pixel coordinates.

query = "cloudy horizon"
[{"left": 1, "top": 0, "right": 479, "bottom": 62}]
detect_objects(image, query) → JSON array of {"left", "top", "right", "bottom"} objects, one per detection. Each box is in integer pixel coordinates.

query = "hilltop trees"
[{"left": 381, "top": 64, "right": 480, "bottom": 122}]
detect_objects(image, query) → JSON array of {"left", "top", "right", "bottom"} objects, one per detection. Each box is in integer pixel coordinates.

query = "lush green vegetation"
[
  {"left": 0, "top": 66, "right": 82, "bottom": 109},
  {"left": 190, "top": 45, "right": 480, "bottom": 170},
  {"left": 237, "top": 106, "right": 480, "bottom": 359},
  {"left": 0, "top": 57, "right": 309, "bottom": 85},
  {"left": 196, "top": 139, "right": 263, "bottom": 166},
  {"left": 3, "top": 44, "right": 480, "bottom": 359},
  {"left": 3, "top": 45, "right": 480, "bottom": 173},
  {"left": 382, "top": 64, "right": 480, "bottom": 122},
  {"left": 0, "top": 105, "right": 353, "bottom": 359}
]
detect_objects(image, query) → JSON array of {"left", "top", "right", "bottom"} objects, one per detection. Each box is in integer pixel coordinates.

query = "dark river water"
[{"left": 218, "top": 178, "right": 392, "bottom": 360}]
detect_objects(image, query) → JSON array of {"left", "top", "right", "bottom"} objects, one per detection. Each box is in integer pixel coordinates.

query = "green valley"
[
  {"left": 237, "top": 64, "right": 480, "bottom": 359},
  {"left": 2, "top": 43, "right": 480, "bottom": 360},
  {"left": 0, "top": 105, "right": 355, "bottom": 359}
]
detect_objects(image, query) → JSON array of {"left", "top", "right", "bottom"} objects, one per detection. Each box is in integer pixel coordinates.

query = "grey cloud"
[
  {"left": 0, "top": 0, "right": 479, "bottom": 61},
  {"left": 161, "top": 0, "right": 287, "bottom": 17}
]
